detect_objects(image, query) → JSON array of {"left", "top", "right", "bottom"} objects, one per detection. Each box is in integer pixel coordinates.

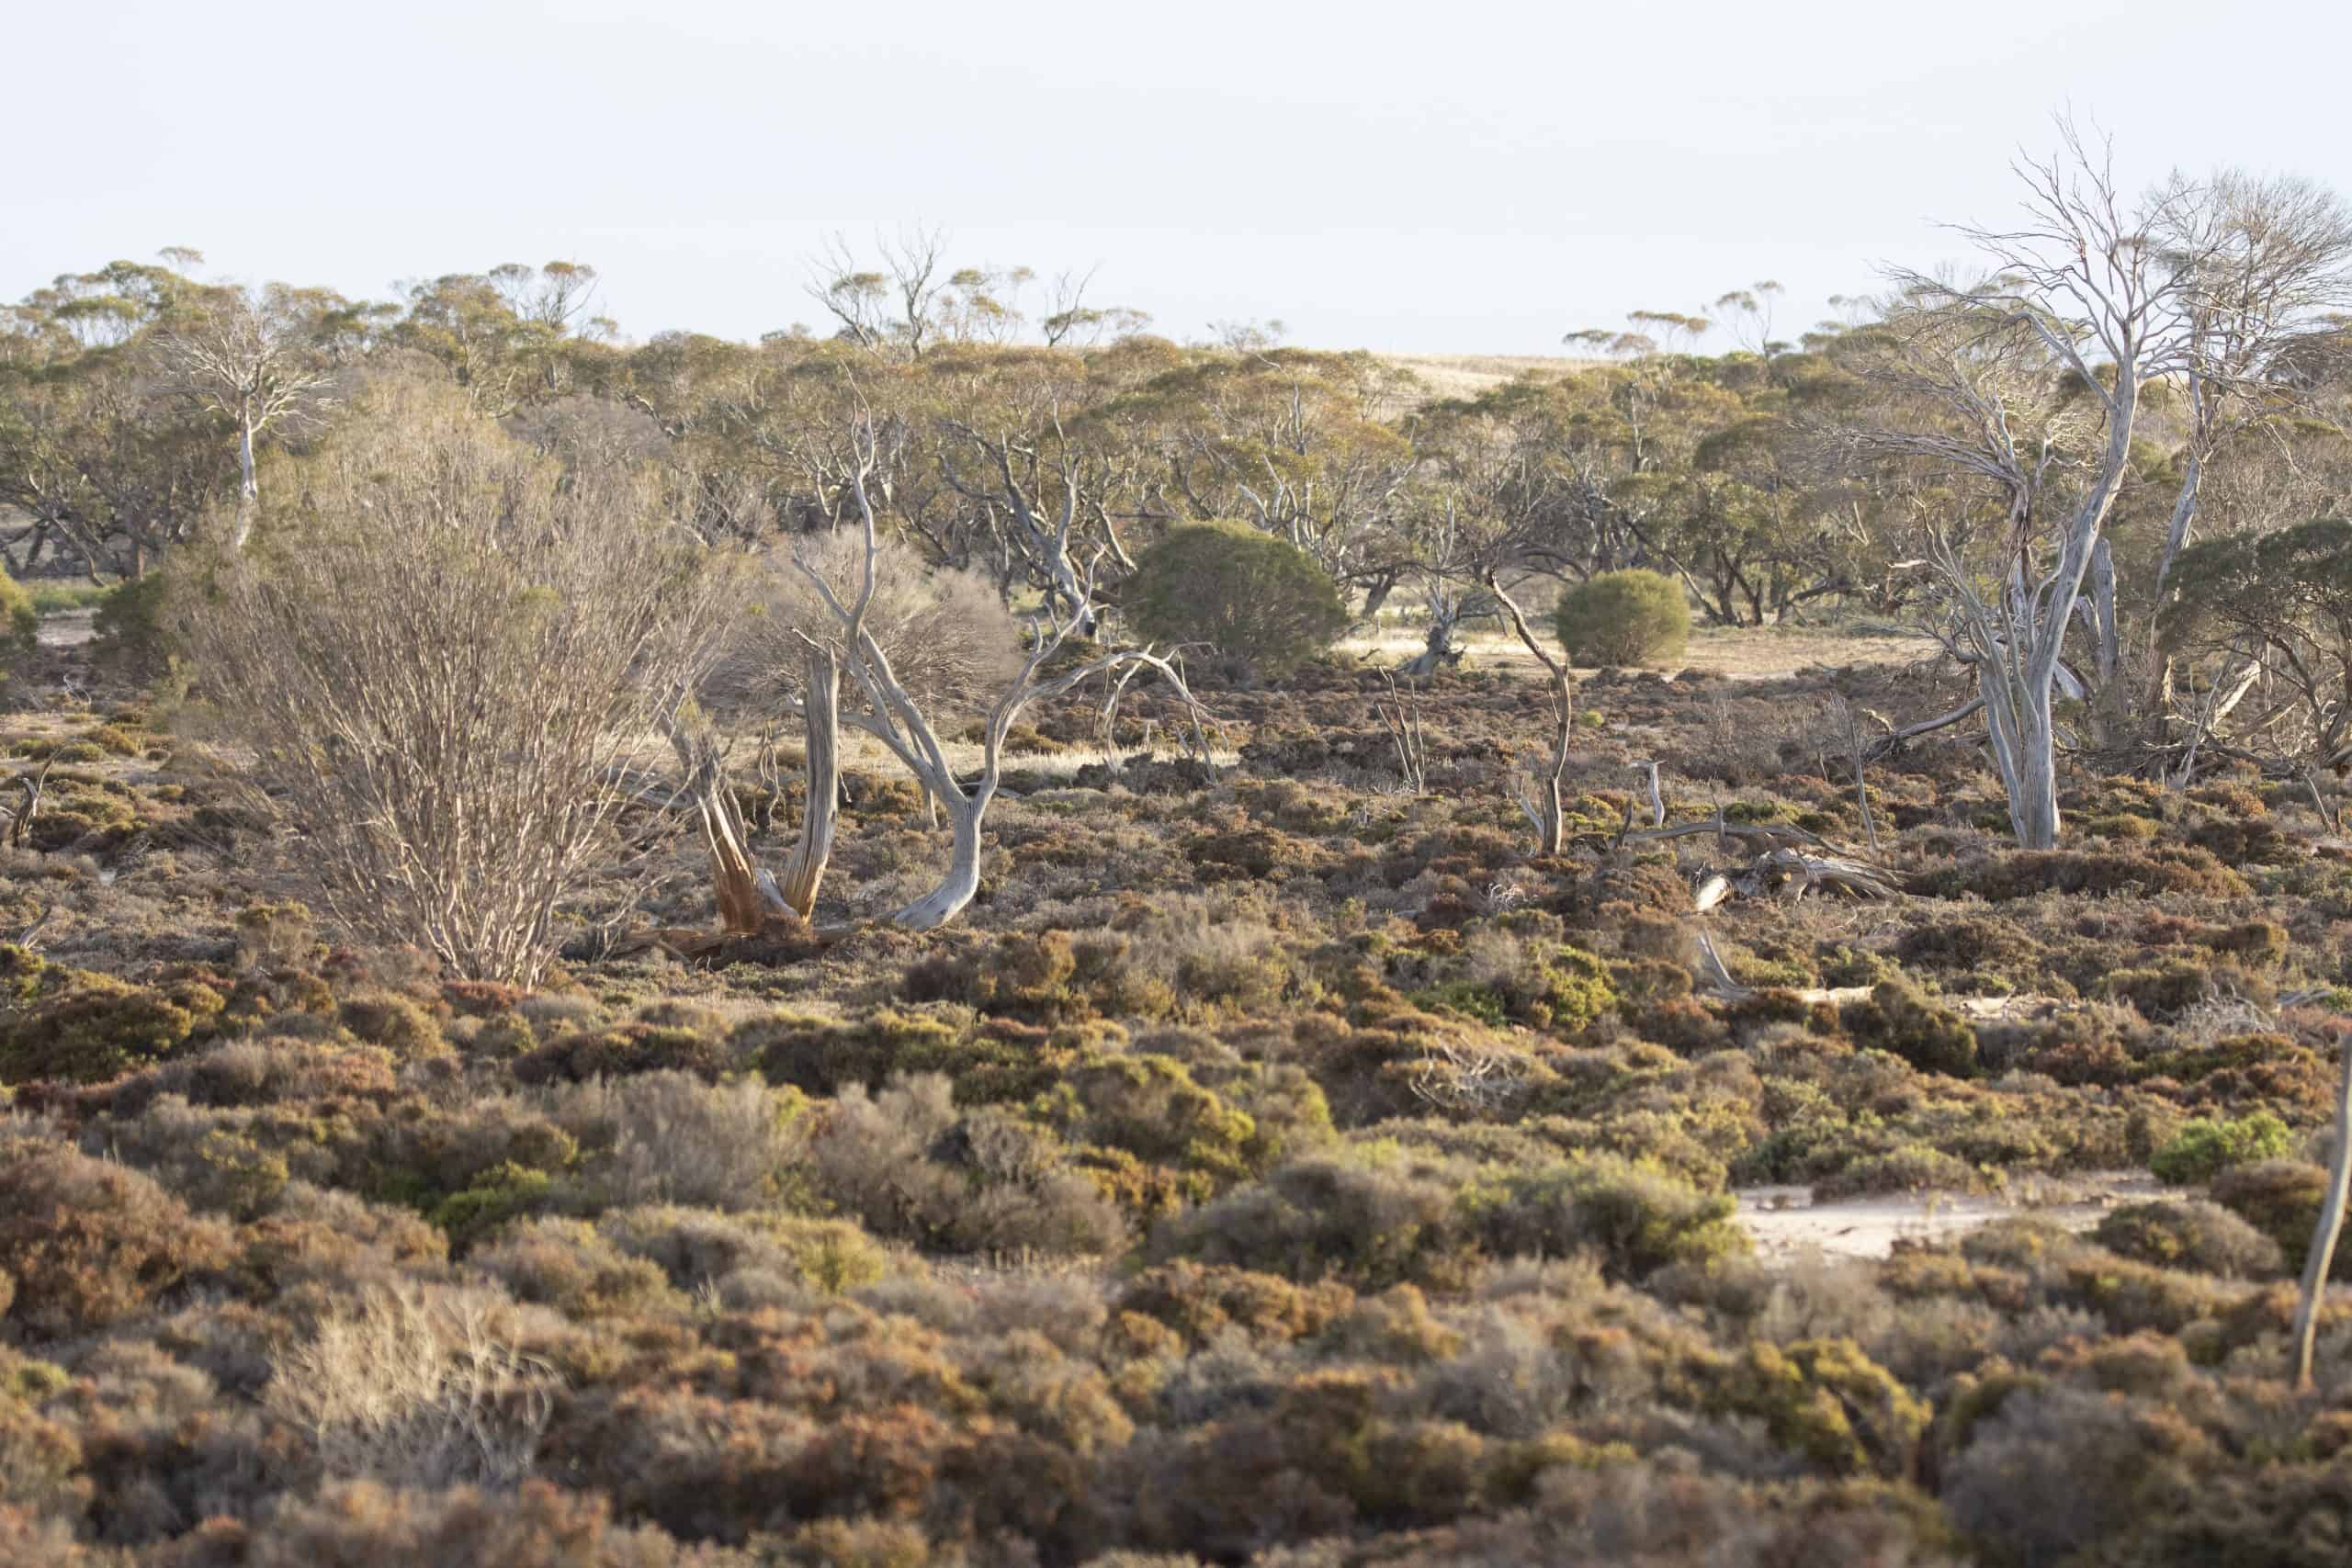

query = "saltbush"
[
  {"left": 2149, "top": 1111, "right": 2295, "bottom": 1185},
  {"left": 1840, "top": 979, "right": 1978, "bottom": 1078},
  {"left": 89, "top": 570, "right": 180, "bottom": 686},
  {"left": 0, "top": 1142, "right": 235, "bottom": 1337},
  {"left": 2091, "top": 1200, "right": 2283, "bottom": 1279}
]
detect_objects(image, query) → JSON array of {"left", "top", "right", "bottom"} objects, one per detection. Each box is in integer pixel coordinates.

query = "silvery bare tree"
[
  {"left": 1866, "top": 127, "right": 2209, "bottom": 847},
  {"left": 939, "top": 412, "right": 1139, "bottom": 631},
  {"left": 686, "top": 515, "right": 1025, "bottom": 927},
  {"left": 155, "top": 282, "right": 337, "bottom": 551},
  {"left": 1486, "top": 569, "right": 1576, "bottom": 854},
  {"left": 1847, "top": 132, "right": 2352, "bottom": 843},
  {"left": 682, "top": 417, "right": 1207, "bottom": 932},
  {"left": 811, "top": 420, "right": 1206, "bottom": 928}
]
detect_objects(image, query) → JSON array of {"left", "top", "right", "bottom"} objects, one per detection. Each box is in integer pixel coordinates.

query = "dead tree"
[
  {"left": 1830, "top": 694, "right": 1882, "bottom": 853},
  {"left": 1634, "top": 760, "right": 1666, "bottom": 829},
  {"left": 1, "top": 759, "right": 54, "bottom": 850},
  {"left": 774, "top": 642, "right": 840, "bottom": 919},
  {"left": 1487, "top": 570, "right": 1576, "bottom": 853},
  {"left": 811, "top": 423, "right": 1208, "bottom": 930},
  {"left": 663, "top": 721, "right": 792, "bottom": 934},
  {"left": 1869, "top": 125, "right": 2217, "bottom": 845},
  {"left": 1374, "top": 672, "right": 1429, "bottom": 795}
]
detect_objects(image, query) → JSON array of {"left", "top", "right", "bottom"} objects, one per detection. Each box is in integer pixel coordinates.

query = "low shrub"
[
  {"left": 0, "top": 1141, "right": 235, "bottom": 1337},
  {"left": 1471, "top": 1153, "right": 1748, "bottom": 1280},
  {"left": 1712, "top": 1337, "right": 1929, "bottom": 1478},
  {"left": 2149, "top": 1111, "right": 2295, "bottom": 1185},
  {"left": 596, "top": 1205, "right": 889, "bottom": 1300},
  {"left": 2211, "top": 1159, "right": 2349, "bottom": 1280},
  {"left": 2091, "top": 1200, "right": 2283, "bottom": 1279},
  {"left": 1149, "top": 1155, "right": 1479, "bottom": 1292},
  {"left": 805, "top": 1073, "right": 1126, "bottom": 1258},
  {"left": 1840, "top": 979, "right": 1978, "bottom": 1077},
  {"left": 0, "top": 572, "right": 39, "bottom": 682}
]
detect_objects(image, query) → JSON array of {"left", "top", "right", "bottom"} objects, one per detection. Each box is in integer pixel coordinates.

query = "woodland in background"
[{"left": 3, "top": 132, "right": 2352, "bottom": 1568}]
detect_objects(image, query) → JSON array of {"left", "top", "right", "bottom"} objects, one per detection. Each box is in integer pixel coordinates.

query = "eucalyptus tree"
[
  {"left": 2147, "top": 173, "right": 2352, "bottom": 599},
  {"left": 393, "top": 262, "right": 609, "bottom": 416},
  {"left": 1868, "top": 126, "right": 2218, "bottom": 846},
  {"left": 0, "top": 255, "right": 233, "bottom": 577},
  {"left": 154, "top": 282, "right": 341, "bottom": 549},
  {"left": 786, "top": 418, "right": 1206, "bottom": 930}
]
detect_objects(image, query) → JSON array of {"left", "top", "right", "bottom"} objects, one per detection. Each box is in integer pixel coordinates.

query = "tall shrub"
[
  {"left": 1126, "top": 519, "right": 1348, "bottom": 678},
  {"left": 1554, "top": 569, "right": 1690, "bottom": 667},
  {"left": 177, "top": 376, "right": 722, "bottom": 984}
]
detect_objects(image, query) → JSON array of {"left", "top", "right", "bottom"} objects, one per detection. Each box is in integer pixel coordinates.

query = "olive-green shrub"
[
  {"left": 1126, "top": 519, "right": 1349, "bottom": 678},
  {"left": 1554, "top": 569, "right": 1690, "bottom": 667}
]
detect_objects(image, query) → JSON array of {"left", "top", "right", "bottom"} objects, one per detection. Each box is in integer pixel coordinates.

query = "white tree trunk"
[
  {"left": 891, "top": 789, "right": 989, "bottom": 930},
  {"left": 1400, "top": 603, "right": 1462, "bottom": 679},
  {"left": 775, "top": 643, "right": 840, "bottom": 919},
  {"left": 232, "top": 414, "right": 260, "bottom": 552},
  {"left": 1983, "top": 663, "right": 2063, "bottom": 851},
  {"left": 2294, "top": 1035, "right": 2352, "bottom": 1390}
]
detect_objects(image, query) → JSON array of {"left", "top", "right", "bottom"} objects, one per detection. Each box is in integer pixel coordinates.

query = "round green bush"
[
  {"left": 1553, "top": 569, "right": 1690, "bottom": 668},
  {"left": 1125, "top": 519, "right": 1349, "bottom": 678}
]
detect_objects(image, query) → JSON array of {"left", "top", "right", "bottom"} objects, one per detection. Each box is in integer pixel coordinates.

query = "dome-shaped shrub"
[
  {"left": 1125, "top": 520, "right": 1348, "bottom": 678},
  {"left": 1554, "top": 569, "right": 1690, "bottom": 668}
]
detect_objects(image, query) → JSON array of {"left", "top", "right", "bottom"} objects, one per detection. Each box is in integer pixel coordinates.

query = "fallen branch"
[{"left": 1863, "top": 696, "right": 1985, "bottom": 762}]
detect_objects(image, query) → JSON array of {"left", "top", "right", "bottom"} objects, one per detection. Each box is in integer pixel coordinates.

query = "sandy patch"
[
  {"left": 1737, "top": 1172, "right": 2161, "bottom": 1262},
  {"left": 38, "top": 610, "right": 95, "bottom": 649}
]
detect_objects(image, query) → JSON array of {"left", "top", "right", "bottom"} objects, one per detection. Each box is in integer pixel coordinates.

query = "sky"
[{"left": 7, "top": 0, "right": 2349, "bottom": 355}]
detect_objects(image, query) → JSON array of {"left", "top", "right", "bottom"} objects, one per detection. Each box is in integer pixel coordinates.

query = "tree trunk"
[
  {"left": 232, "top": 415, "right": 259, "bottom": 553},
  {"left": 2153, "top": 448, "right": 2203, "bottom": 604},
  {"left": 1399, "top": 608, "right": 1461, "bottom": 679},
  {"left": 1987, "top": 674, "right": 2064, "bottom": 851},
  {"left": 891, "top": 789, "right": 989, "bottom": 930},
  {"left": 1530, "top": 741, "right": 1567, "bottom": 855},
  {"left": 775, "top": 643, "right": 839, "bottom": 919},
  {"left": 2293, "top": 1033, "right": 2352, "bottom": 1391},
  {"left": 670, "top": 729, "right": 791, "bottom": 935}
]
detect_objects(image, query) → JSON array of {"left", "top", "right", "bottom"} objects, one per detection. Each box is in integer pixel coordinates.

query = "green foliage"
[
  {"left": 1125, "top": 519, "right": 1349, "bottom": 677},
  {"left": 0, "top": 957, "right": 221, "bottom": 1085},
  {"left": 0, "top": 572, "right": 38, "bottom": 680},
  {"left": 1553, "top": 570, "right": 1690, "bottom": 667},
  {"left": 19, "top": 581, "right": 113, "bottom": 615},
  {"left": 1713, "top": 1338, "right": 1929, "bottom": 1478},
  {"left": 2149, "top": 1111, "right": 2295, "bottom": 1185},
  {"left": 88, "top": 570, "right": 180, "bottom": 686},
  {"left": 1840, "top": 978, "right": 1978, "bottom": 1077}
]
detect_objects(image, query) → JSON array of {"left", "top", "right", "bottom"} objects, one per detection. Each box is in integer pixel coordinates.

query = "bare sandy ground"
[
  {"left": 38, "top": 610, "right": 94, "bottom": 649},
  {"left": 1736, "top": 1172, "right": 2163, "bottom": 1262},
  {"left": 1378, "top": 353, "right": 1606, "bottom": 406},
  {"left": 1332, "top": 622, "right": 1930, "bottom": 680}
]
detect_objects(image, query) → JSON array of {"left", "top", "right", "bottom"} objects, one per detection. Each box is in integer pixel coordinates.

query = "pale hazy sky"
[{"left": 8, "top": 0, "right": 2347, "bottom": 355}]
